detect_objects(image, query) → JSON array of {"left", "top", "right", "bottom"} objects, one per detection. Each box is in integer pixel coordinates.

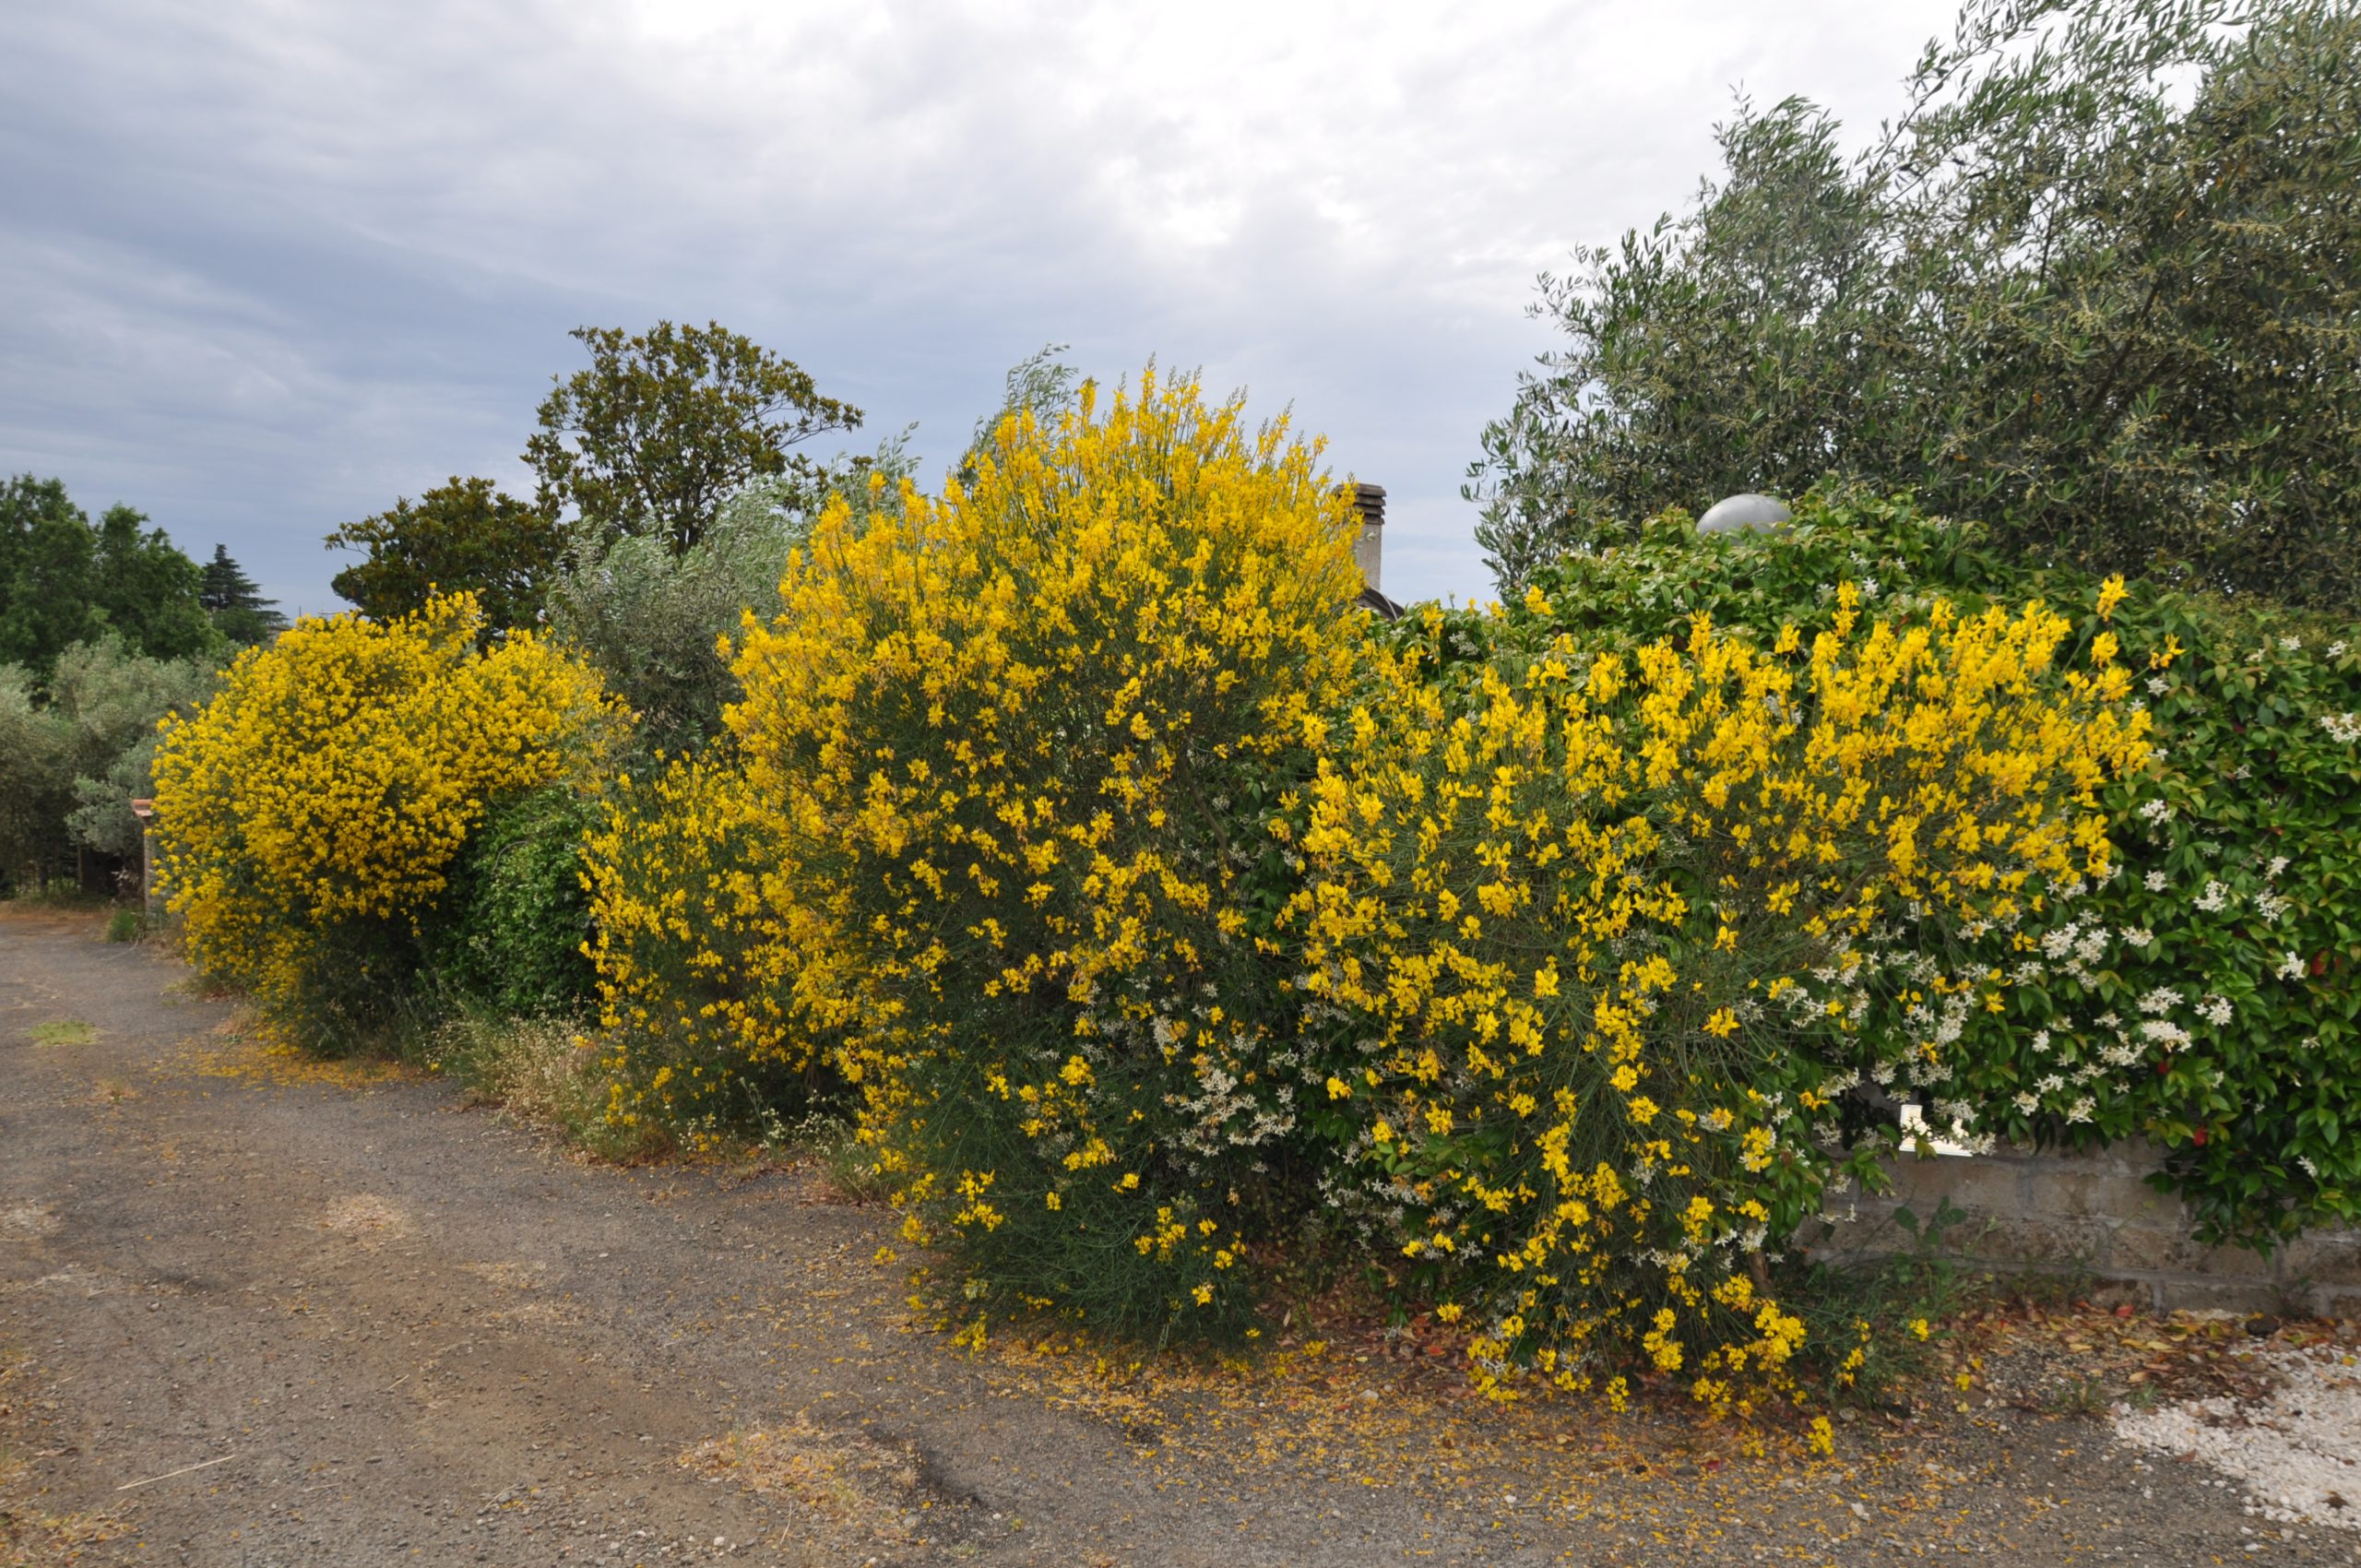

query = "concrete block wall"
[{"left": 1811, "top": 1139, "right": 2361, "bottom": 1316}]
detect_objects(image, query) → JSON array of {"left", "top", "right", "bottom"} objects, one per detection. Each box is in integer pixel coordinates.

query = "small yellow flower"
[{"left": 2094, "top": 573, "right": 2129, "bottom": 621}]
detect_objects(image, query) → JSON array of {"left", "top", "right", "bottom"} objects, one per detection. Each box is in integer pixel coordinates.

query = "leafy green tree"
[
  {"left": 1467, "top": 0, "right": 2361, "bottom": 604},
  {"left": 524, "top": 321, "right": 863, "bottom": 555},
  {"left": 326, "top": 478, "right": 562, "bottom": 634},
  {"left": 53, "top": 636, "right": 219, "bottom": 861},
  {"left": 547, "top": 426, "right": 919, "bottom": 757},
  {"left": 90, "top": 505, "right": 219, "bottom": 660},
  {"left": 0, "top": 476, "right": 99, "bottom": 672},
  {"left": 0, "top": 664, "right": 70, "bottom": 886},
  {"left": 1, "top": 477, "right": 219, "bottom": 673},
  {"left": 199, "top": 546, "right": 288, "bottom": 646}
]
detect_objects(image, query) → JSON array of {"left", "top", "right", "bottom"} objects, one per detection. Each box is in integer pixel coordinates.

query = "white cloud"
[{"left": 0, "top": 0, "right": 1959, "bottom": 612}]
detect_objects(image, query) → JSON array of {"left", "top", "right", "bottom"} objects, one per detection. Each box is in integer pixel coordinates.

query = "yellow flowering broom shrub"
[
  {"left": 151, "top": 594, "right": 614, "bottom": 1050},
  {"left": 1284, "top": 594, "right": 2150, "bottom": 1405},
  {"left": 581, "top": 752, "right": 830, "bottom": 1140},
  {"left": 727, "top": 369, "right": 1367, "bottom": 1335}
]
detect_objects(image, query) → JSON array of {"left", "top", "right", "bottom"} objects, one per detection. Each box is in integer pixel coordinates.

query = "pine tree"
[{"left": 199, "top": 545, "right": 287, "bottom": 646}]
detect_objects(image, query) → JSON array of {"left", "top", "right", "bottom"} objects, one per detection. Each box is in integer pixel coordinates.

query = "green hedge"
[
  {"left": 432, "top": 785, "right": 599, "bottom": 1016},
  {"left": 1398, "top": 493, "right": 2361, "bottom": 1246}
]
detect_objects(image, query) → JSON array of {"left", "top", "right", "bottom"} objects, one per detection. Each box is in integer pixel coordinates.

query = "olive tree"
[{"left": 1469, "top": 0, "right": 2361, "bottom": 604}]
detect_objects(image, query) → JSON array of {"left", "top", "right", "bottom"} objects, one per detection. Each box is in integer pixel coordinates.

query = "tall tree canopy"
[
  {"left": 0, "top": 475, "right": 218, "bottom": 672},
  {"left": 326, "top": 478, "right": 561, "bottom": 634},
  {"left": 1466, "top": 0, "right": 2361, "bottom": 602},
  {"left": 0, "top": 476, "right": 98, "bottom": 672},
  {"left": 91, "top": 504, "right": 217, "bottom": 660},
  {"left": 523, "top": 321, "right": 863, "bottom": 555}
]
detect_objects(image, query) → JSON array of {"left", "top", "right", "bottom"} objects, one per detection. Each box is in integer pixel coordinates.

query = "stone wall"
[{"left": 1811, "top": 1140, "right": 2361, "bottom": 1316}]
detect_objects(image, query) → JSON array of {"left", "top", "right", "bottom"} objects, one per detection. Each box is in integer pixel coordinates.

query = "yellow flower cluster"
[
  {"left": 151, "top": 594, "right": 613, "bottom": 1042},
  {"left": 580, "top": 751, "right": 828, "bottom": 1132},
  {"left": 1285, "top": 595, "right": 2149, "bottom": 1403},
  {"left": 724, "top": 367, "right": 1368, "bottom": 1332}
]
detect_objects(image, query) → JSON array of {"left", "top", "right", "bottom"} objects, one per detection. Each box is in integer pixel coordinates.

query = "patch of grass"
[
  {"left": 28, "top": 1020, "right": 96, "bottom": 1049},
  {"left": 421, "top": 1012, "right": 663, "bottom": 1161},
  {"left": 2042, "top": 1373, "right": 2109, "bottom": 1418},
  {"left": 103, "top": 907, "right": 152, "bottom": 944},
  {"left": 787, "top": 1111, "right": 892, "bottom": 1204}
]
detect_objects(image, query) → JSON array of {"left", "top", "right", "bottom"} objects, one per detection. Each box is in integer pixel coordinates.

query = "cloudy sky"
[{"left": 3, "top": 0, "right": 1957, "bottom": 615}]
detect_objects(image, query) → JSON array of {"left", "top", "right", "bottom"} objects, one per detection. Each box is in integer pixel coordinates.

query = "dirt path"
[{"left": 2, "top": 909, "right": 2352, "bottom": 1567}]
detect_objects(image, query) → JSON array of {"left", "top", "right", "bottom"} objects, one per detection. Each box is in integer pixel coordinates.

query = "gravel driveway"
[{"left": 3, "top": 908, "right": 2352, "bottom": 1566}]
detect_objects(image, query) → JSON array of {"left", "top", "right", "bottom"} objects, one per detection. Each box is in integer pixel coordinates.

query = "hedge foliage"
[
  {"left": 1287, "top": 596, "right": 2146, "bottom": 1404},
  {"left": 1415, "top": 493, "right": 2361, "bottom": 1246},
  {"left": 147, "top": 392, "right": 2357, "bottom": 1406},
  {"left": 430, "top": 784, "right": 600, "bottom": 1016},
  {"left": 150, "top": 595, "right": 615, "bottom": 1049}
]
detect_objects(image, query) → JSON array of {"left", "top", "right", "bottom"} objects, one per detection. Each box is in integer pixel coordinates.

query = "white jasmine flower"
[
  {"left": 2279, "top": 952, "right": 2308, "bottom": 980},
  {"left": 2194, "top": 880, "right": 2229, "bottom": 913},
  {"left": 2144, "top": 872, "right": 2168, "bottom": 892},
  {"left": 2199, "top": 994, "right": 2234, "bottom": 1028},
  {"left": 2122, "top": 928, "right": 2153, "bottom": 948}
]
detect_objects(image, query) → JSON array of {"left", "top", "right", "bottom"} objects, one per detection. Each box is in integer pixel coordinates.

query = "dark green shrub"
[{"left": 433, "top": 786, "right": 600, "bottom": 1016}]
